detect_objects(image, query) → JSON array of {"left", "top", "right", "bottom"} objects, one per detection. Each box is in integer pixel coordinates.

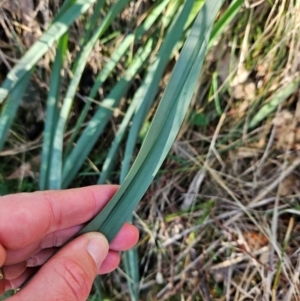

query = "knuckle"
[{"left": 42, "top": 191, "right": 62, "bottom": 231}]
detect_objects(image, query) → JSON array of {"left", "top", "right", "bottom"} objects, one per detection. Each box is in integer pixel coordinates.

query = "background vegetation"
[{"left": 1, "top": 0, "right": 300, "bottom": 300}]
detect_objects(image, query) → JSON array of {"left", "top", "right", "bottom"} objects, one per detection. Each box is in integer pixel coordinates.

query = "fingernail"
[{"left": 87, "top": 234, "right": 108, "bottom": 269}]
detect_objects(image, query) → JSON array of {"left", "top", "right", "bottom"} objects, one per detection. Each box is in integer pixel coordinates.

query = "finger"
[
  {"left": 98, "top": 251, "right": 120, "bottom": 274},
  {"left": 2, "top": 261, "right": 27, "bottom": 280},
  {"left": 109, "top": 223, "right": 139, "bottom": 251},
  {"left": 0, "top": 278, "right": 11, "bottom": 295},
  {"left": 8, "top": 233, "right": 109, "bottom": 301},
  {"left": 4, "top": 226, "right": 81, "bottom": 265},
  {"left": 0, "top": 185, "right": 119, "bottom": 249},
  {"left": 2, "top": 249, "right": 121, "bottom": 282},
  {"left": 4, "top": 222, "right": 138, "bottom": 265},
  {"left": 0, "top": 268, "right": 37, "bottom": 295},
  {"left": 40, "top": 225, "right": 82, "bottom": 249},
  {"left": 27, "top": 223, "right": 138, "bottom": 258},
  {"left": 1, "top": 246, "right": 56, "bottom": 280},
  {"left": 26, "top": 248, "right": 56, "bottom": 267}
]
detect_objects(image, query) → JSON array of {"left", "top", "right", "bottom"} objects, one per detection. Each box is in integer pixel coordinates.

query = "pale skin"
[{"left": 0, "top": 185, "right": 139, "bottom": 301}]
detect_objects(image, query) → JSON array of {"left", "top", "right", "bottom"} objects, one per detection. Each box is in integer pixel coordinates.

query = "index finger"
[{"left": 0, "top": 185, "right": 119, "bottom": 249}]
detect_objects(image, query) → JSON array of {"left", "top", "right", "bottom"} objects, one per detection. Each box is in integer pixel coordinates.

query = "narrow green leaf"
[
  {"left": 212, "top": 72, "right": 222, "bottom": 115},
  {"left": 121, "top": 0, "right": 194, "bottom": 181},
  {"left": 64, "top": 35, "right": 133, "bottom": 155},
  {"left": 249, "top": 77, "right": 300, "bottom": 129},
  {"left": 185, "top": 0, "right": 205, "bottom": 29},
  {"left": 0, "top": 72, "right": 32, "bottom": 150},
  {"left": 40, "top": 34, "right": 68, "bottom": 190},
  {"left": 62, "top": 39, "right": 153, "bottom": 188},
  {"left": 0, "top": 0, "right": 96, "bottom": 152},
  {"left": 80, "top": 0, "right": 106, "bottom": 46},
  {"left": 208, "top": 0, "right": 244, "bottom": 50},
  {"left": 90, "top": 276, "right": 104, "bottom": 301},
  {"left": 52, "top": 0, "right": 77, "bottom": 23},
  {"left": 123, "top": 220, "right": 140, "bottom": 301},
  {"left": 49, "top": 0, "right": 131, "bottom": 189},
  {"left": 0, "top": 0, "right": 96, "bottom": 103},
  {"left": 66, "top": 0, "right": 171, "bottom": 153},
  {"left": 78, "top": 0, "right": 224, "bottom": 242},
  {"left": 97, "top": 99, "right": 138, "bottom": 184}
]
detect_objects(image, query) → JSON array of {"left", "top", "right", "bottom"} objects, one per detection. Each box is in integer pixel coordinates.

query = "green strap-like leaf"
[
  {"left": 0, "top": 0, "right": 97, "bottom": 152},
  {"left": 39, "top": 34, "right": 69, "bottom": 190},
  {"left": 62, "top": 39, "right": 153, "bottom": 188},
  {"left": 123, "top": 215, "right": 140, "bottom": 301},
  {"left": 49, "top": 0, "right": 131, "bottom": 189},
  {"left": 0, "top": 73, "right": 32, "bottom": 150},
  {"left": 65, "top": 0, "right": 170, "bottom": 154},
  {"left": 249, "top": 77, "right": 300, "bottom": 129},
  {"left": 97, "top": 98, "right": 138, "bottom": 184},
  {"left": 121, "top": 0, "right": 195, "bottom": 181},
  {"left": 0, "top": 0, "right": 96, "bottom": 103},
  {"left": 208, "top": 0, "right": 244, "bottom": 50},
  {"left": 78, "top": 0, "right": 224, "bottom": 242}
]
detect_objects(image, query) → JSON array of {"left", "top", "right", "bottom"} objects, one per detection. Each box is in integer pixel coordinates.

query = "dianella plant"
[{"left": 0, "top": 0, "right": 243, "bottom": 299}]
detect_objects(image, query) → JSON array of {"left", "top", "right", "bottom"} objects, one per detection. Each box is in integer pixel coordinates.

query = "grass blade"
[
  {"left": 121, "top": 0, "right": 194, "bottom": 180},
  {"left": 65, "top": 0, "right": 171, "bottom": 153},
  {"left": 0, "top": 0, "right": 96, "bottom": 153},
  {"left": 249, "top": 76, "right": 300, "bottom": 129},
  {"left": 0, "top": 0, "right": 96, "bottom": 103},
  {"left": 49, "top": 0, "right": 131, "bottom": 189},
  {"left": 78, "top": 0, "right": 224, "bottom": 242},
  {"left": 64, "top": 35, "right": 133, "bottom": 156},
  {"left": 62, "top": 39, "right": 153, "bottom": 188},
  {"left": 39, "top": 34, "right": 69, "bottom": 190},
  {"left": 97, "top": 99, "right": 138, "bottom": 185},
  {"left": 123, "top": 217, "right": 140, "bottom": 301},
  {"left": 52, "top": 0, "right": 77, "bottom": 22},
  {"left": 208, "top": 0, "right": 244, "bottom": 50},
  {"left": 79, "top": 0, "right": 106, "bottom": 46},
  {"left": 0, "top": 73, "right": 32, "bottom": 150}
]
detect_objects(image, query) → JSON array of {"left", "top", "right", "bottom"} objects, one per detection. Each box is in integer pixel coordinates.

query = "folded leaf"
[{"left": 78, "top": 0, "right": 224, "bottom": 242}]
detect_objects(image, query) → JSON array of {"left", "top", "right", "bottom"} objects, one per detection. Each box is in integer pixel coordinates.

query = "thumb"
[{"left": 10, "top": 232, "right": 109, "bottom": 301}]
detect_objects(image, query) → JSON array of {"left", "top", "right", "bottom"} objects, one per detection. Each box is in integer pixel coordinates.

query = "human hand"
[{"left": 0, "top": 185, "right": 139, "bottom": 301}]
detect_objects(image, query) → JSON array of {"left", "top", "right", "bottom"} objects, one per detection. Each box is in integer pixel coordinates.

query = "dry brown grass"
[{"left": 130, "top": 1, "right": 300, "bottom": 300}]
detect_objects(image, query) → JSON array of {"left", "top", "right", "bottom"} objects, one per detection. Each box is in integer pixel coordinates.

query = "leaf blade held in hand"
[
  {"left": 78, "top": 0, "right": 224, "bottom": 242},
  {"left": 121, "top": 0, "right": 195, "bottom": 181}
]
